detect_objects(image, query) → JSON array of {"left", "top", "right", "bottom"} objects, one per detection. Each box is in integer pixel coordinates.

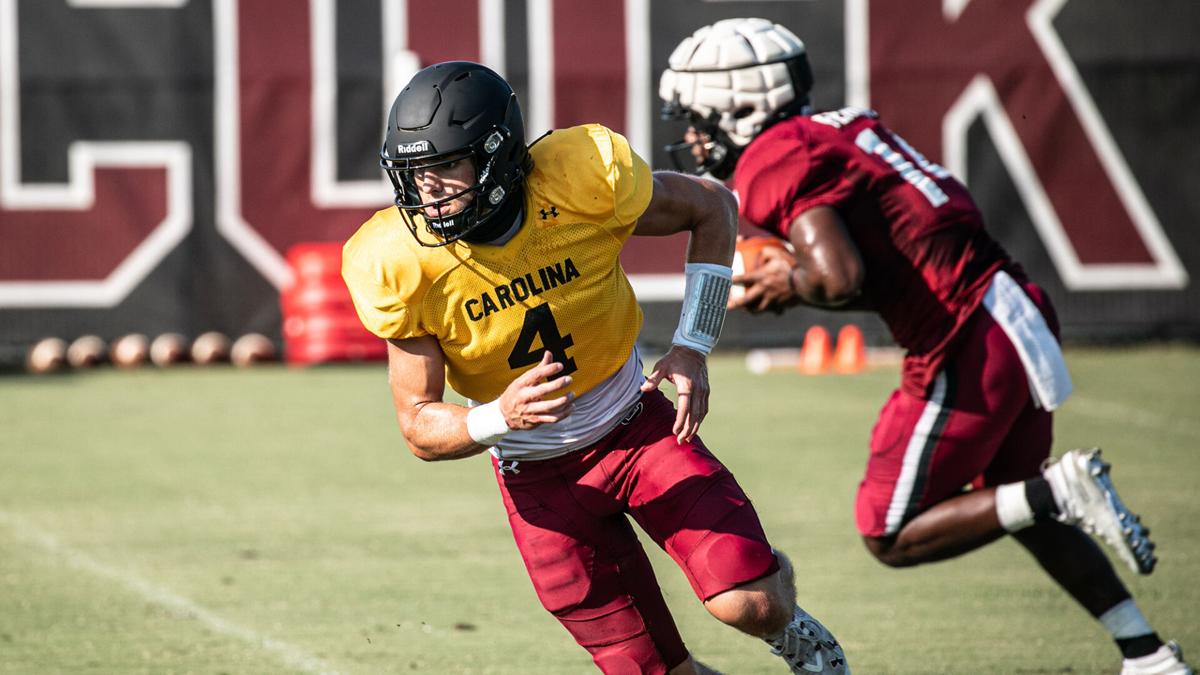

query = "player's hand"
[
  {"left": 498, "top": 351, "right": 575, "bottom": 430},
  {"left": 730, "top": 249, "right": 801, "bottom": 314},
  {"left": 640, "top": 345, "right": 710, "bottom": 444}
]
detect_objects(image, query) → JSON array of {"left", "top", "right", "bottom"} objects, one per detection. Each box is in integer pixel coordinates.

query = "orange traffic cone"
[
  {"left": 798, "top": 326, "right": 833, "bottom": 375},
  {"left": 833, "top": 324, "right": 867, "bottom": 374}
]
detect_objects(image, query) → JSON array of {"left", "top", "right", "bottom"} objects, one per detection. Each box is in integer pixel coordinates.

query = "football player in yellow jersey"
[{"left": 342, "top": 62, "right": 848, "bottom": 675}]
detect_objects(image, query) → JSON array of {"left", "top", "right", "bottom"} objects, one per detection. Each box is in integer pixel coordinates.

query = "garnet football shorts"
[
  {"left": 494, "top": 388, "right": 779, "bottom": 673},
  {"left": 856, "top": 281, "right": 1061, "bottom": 538}
]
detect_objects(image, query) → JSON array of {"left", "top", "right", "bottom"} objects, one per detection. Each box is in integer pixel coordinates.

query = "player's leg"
[
  {"left": 988, "top": 282, "right": 1156, "bottom": 575},
  {"left": 860, "top": 490, "right": 1004, "bottom": 564},
  {"left": 494, "top": 454, "right": 693, "bottom": 674},
  {"left": 855, "top": 370, "right": 1027, "bottom": 566},
  {"left": 705, "top": 549, "right": 848, "bottom": 675},
  {"left": 995, "top": 463, "right": 1190, "bottom": 672},
  {"left": 621, "top": 390, "right": 847, "bottom": 673},
  {"left": 857, "top": 303, "right": 1155, "bottom": 569},
  {"left": 987, "top": 407, "right": 1189, "bottom": 672},
  {"left": 858, "top": 280, "right": 1190, "bottom": 671},
  {"left": 981, "top": 284, "right": 1187, "bottom": 670},
  {"left": 987, "top": 402, "right": 1133, "bottom": 613},
  {"left": 857, "top": 287, "right": 1050, "bottom": 566}
]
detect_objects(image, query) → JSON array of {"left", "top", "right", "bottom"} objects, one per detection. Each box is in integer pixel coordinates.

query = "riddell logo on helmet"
[{"left": 395, "top": 140, "right": 431, "bottom": 155}]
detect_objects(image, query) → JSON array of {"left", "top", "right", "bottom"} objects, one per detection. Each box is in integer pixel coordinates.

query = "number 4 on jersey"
[{"left": 508, "top": 304, "right": 578, "bottom": 375}]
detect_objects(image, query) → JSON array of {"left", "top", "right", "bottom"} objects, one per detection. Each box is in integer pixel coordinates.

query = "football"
[
  {"left": 66, "top": 335, "right": 108, "bottom": 368},
  {"left": 111, "top": 333, "right": 150, "bottom": 369},
  {"left": 149, "top": 333, "right": 189, "bottom": 367},
  {"left": 731, "top": 236, "right": 796, "bottom": 302},
  {"left": 230, "top": 333, "right": 277, "bottom": 367},
  {"left": 26, "top": 337, "right": 68, "bottom": 374},
  {"left": 191, "top": 331, "right": 232, "bottom": 365}
]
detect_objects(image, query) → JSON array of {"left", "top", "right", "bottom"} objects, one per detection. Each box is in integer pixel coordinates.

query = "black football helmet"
[{"left": 380, "top": 61, "right": 531, "bottom": 246}]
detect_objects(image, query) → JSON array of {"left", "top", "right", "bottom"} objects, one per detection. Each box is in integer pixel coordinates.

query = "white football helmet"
[{"left": 660, "top": 18, "right": 813, "bottom": 178}]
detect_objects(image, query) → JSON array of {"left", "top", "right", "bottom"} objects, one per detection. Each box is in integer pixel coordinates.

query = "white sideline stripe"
[
  {"left": 1068, "top": 396, "right": 1200, "bottom": 442},
  {"left": 0, "top": 510, "right": 341, "bottom": 675}
]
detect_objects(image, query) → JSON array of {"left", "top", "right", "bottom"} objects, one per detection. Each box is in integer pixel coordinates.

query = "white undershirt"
[{"left": 485, "top": 345, "right": 645, "bottom": 461}]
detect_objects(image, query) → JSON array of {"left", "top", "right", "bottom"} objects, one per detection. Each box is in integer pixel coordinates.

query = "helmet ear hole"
[{"left": 733, "top": 106, "right": 756, "bottom": 120}]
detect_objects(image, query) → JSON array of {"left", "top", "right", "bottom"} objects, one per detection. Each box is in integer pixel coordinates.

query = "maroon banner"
[{"left": 1, "top": 0, "right": 1196, "bottom": 362}]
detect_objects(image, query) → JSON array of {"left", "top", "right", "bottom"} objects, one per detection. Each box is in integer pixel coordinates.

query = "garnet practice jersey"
[
  {"left": 342, "top": 124, "right": 651, "bottom": 404},
  {"left": 734, "top": 107, "right": 1015, "bottom": 395}
]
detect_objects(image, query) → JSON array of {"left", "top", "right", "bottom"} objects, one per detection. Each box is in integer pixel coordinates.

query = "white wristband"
[
  {"left": 466, "top": 400, "right": 510, "bottom": 446},
  {"left": 672, "top": 262, "right": 733, "bottom": 354}
]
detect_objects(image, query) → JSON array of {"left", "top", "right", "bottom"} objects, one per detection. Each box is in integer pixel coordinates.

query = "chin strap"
[{"left": 463, "top": 190, "right": 525, "bottom": 244}]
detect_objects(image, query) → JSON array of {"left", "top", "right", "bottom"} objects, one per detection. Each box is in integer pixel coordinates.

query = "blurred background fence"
[{"left": 2, "top": 0, "right": 1198, "bottom": 368}]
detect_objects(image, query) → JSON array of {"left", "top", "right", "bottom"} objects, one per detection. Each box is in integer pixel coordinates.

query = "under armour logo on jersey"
[
  {"left": 539, "top": 206, "right": 559, "bottom": 220},
  {"left": 497, "top": 460, "right": 521, "bottom": 475}
]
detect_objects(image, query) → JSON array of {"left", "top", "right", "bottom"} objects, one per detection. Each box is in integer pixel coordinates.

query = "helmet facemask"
[
  {"left": 381, "top": 127, "right": 518, "bottom": 247},
  {"left": 661, "top": 103, "right": 738, "bottom": 179}
]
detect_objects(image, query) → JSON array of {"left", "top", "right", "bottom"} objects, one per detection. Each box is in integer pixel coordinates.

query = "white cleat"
[
  {"left": 1043, "top": 448, "right": 1157, "bottom": 575},
  {"left": 768, "top": 606, "right": 849, "bottom": 674},
  {"left": 1121, "top": 641, "right": 1194, "bottom": 675}
]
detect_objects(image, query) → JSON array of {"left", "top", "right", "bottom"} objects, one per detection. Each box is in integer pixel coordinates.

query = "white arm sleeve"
[
  {"left": 672, "top": 262, "right": 733, "bottom": 354},
  {"left": 466, "top": 399, "right": 510, "bottom": 446}
]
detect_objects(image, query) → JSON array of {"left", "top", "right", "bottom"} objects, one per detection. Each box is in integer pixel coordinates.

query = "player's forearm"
[
  {"left": 398, "top": 402, "right": 490, "bottom": 461},
  {"left": 685, "top": 184, "right": 738, "bottom": 266}
]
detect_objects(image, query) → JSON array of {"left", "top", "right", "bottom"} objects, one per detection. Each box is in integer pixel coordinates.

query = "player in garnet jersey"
[
  {"left": 343, "top": 61, "right": 848, "bottom": 674},
  {"left": 660, "top": 18, "right": 1190, "bottom": 674}
]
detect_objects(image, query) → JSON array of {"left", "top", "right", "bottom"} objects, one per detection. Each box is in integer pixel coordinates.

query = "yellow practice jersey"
[{"left": 342, "top": 124, "right": 652, "bottom": 403}]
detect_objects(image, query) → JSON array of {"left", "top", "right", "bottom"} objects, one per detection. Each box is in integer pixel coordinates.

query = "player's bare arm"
[
  {"left": 387, "top": 336, "right": 574, "bottom": 461},
  {"left": 633, "top": 171, "right": 738, "bottom": 443},
  {"left": 732, "top": 206, "right": 864, "bottom": 313},
  {"left": 633, "top": 171, "right": 738, "bottom": 263},
  {"left": 787, "top": 206, "right": 864, "bottom": 306}
]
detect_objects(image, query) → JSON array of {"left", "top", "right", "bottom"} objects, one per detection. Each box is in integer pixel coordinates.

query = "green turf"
[{"left": 0, "top": 345, "right": 1197, "bottom": 674}]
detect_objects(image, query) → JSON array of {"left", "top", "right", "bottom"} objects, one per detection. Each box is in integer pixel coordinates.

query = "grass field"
[{"left": 1, "top": 345, "right": 1198, "bottom": 674}]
